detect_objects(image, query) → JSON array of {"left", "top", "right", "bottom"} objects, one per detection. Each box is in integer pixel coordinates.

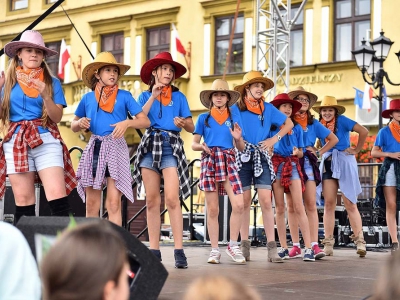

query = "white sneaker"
[
  {"left": 225, "top": 245, "right": 246, "bottom": 264},
  {"left": 207, "top": 250, "right": 221, "bottom": 264}
]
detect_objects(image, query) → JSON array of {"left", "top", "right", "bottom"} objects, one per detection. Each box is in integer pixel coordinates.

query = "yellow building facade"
[{"left": 1, "top": 0, "right": 400, "bottom": 208}]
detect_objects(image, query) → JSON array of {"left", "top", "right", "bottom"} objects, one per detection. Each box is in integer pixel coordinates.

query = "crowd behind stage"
[{"left": 1, "top": 30, "right": 400, "bottom": 300}]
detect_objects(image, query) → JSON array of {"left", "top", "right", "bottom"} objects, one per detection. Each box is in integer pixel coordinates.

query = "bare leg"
[
  {"left": 105, "top": 178, "right": 122, "bottom": 226},
  {"left": 9, "top": 173, "right": 36, "bottom": 206},
  {"left": 322, "top": 179, "right": 338, "bottom": 237},
  {"left": 142, "top": 168, "right": 162, "bottom": 250},
  {"left": 289, "top": 179, "right": 311, "bottom": 248},
  {"left": 205, "top": 190, "right": 220, "bottom": 248},
  {"left": 258, "top": 189, "right": 275, "bottom": 242},
  {"left": 303, "top": 180, "right": 320, "bottom": 243},
  {"left": 383, "top": 186, "right": 399, "bottom": 243},
  {"left": 239, "top": 190, "right": 252, "bottom": 240},
  {"left": 162, "top": 167, "right": 183, "bottom": 249},
  {"left": 223, "top": 180, "right": 244, "bottom": 242},
  {"left": 85, "top": 186, "right": 102, "bottom": 218},
  {"left": 272, "top": 179, "right": 288, "bottom": 248}
]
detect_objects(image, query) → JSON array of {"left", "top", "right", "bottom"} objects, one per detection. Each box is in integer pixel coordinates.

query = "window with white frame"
[
  {"left": 334, "top": 0, "right": 371, "bottom": 61},
  {"left": 214, "top": 15, "right": 244, "bottom": 75}
]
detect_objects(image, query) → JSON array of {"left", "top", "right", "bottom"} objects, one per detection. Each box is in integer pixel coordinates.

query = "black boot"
[
  {"left": 48, "top": 196, "right": 71, "bottom": 216},
  {"left": 14, "top": 204, "right": 36, "bottom": 225}
]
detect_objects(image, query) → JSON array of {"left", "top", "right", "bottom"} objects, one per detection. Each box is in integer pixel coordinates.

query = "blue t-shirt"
[
  {"left": 320, "top": 115, "right": 356, "bottom": 151},
  {"left": 75, "top": 89, "right": 142, "bottom": 136},
  {"left": 230, "top": 102, "right": 287, "bottom": 145},
  {"left": 194, "top": 110, "right": 243, "bottom": 150},
  {"left": 137, "top": 90, "right": 192, "bottom": 131},
  {"left": 374, "top": 126, "right": 400, "bottom": 152},
  {"left": 302, "top": 119, "right": 331, "bottom": 150},
  {"left": 9, "top": 78, "right": 66, "bottom": 133},
  {"left": 270, "top": 124, "right": 304, "bottom": 156}
]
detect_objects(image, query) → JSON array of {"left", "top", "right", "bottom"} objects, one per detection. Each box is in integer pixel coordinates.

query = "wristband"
[{"left": 316, "top": 150, "right": 320, "bottom": 158}]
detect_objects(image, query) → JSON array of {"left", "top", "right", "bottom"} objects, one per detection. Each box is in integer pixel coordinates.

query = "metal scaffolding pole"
[{"left": 256, "top": 0, "right": 307, "bottom": 100}]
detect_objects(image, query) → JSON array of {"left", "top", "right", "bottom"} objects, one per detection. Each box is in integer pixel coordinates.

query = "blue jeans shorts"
[
  {"left": 384, "top": 163, "right": 396, "bottom": 186},
  {"left": 238, "top": 157, "right": 272, "bottom": 191},
  {"left": 303, "top": 156, "right": 315, "bottom": 181},
  {"left": 92, "top": 139, "right": 110, "bottom": 178},
  {"left": 4, "top": 132, "right": 63, "bottom": 174},
  {"left": 275, "top": 161, "right": 301, "bottom": 180},
  {"left": 139, "top": 137, "right": 178, "bottom": 175}
]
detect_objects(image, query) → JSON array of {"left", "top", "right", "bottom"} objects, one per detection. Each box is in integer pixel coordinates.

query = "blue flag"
[
  {"left": 382, "top": 85, "right": 387, "bottom": 110},
  {"left": 353, "top": 87, "right": 364, "bottom": 109}
]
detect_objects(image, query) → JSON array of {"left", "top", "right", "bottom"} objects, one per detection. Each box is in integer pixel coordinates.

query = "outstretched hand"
[{"left": 230, "top": 122, "right": 242, "bottom": 140}]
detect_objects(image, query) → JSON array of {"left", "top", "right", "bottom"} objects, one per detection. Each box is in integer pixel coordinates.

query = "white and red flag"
[
  {"left": 172, "top": 23, "right": 186, "bottom": 56},
  {"left": 58, "top": 39, "right": 70, "bottom": 80},
  {"left": 362, "top": 82, "right": 373, "bottom": 111}
]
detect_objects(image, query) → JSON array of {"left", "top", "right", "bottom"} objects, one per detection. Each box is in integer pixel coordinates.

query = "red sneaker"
[
  {"left": 289, "top": 245, "right": 302, "bottom": 258},
  {"left": 312, "top": 244, "right": 326, "bottom": 260}
]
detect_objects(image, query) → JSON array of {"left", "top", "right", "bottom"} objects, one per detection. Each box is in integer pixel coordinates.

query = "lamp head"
[
  {"left": 370, "top": 31, "right": 394, "bottom": 61},
  {"left": 351, "top": 39, "right": 375, "bottom": 71}
]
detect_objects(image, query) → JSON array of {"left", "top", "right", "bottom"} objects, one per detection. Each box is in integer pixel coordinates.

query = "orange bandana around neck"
[
  {"left": 389, "top": 121, "right": 400, "bottom": 143},
  {"left": 320, "top": 118, "right": 336, "bottom": 143},
  {"left": 16, "top": 66, "right": 44, "bottom": 98},
  {"left": 245, "top": 95, "right": 264, "bottom": 115},
  {"left": 211, "top": 107, "right": 229, "bottom": 125},
  {"left": 157, "top": 86, "right": 172, "bottom": 106},
  {"left": 95, "top": 83, "right": 118, "bottom": 113},
  {"left": 294, "top": 112, "right": 308, "bottom": 130}
]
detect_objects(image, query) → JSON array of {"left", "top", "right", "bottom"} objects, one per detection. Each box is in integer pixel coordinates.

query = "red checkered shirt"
[
  {"left": 199, "top": 147, "right": 243, "bottom": 195},
  {"left": 271, "top": 153, "right": 305, "bottom": 194},
  {"left": 0, "top": 119, "right": 77, "bottom": 198}
]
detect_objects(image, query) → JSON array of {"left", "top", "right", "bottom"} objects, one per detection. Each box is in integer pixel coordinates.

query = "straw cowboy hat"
[
  {"left": 270, "top": 93, "right": 303, "bottom": 117},
  {"left": 140, "top": 52, "right": 187, "bottom": 84},
  {"left": 312, "top": 96, "right": 346, "bottom": 115},
  {"left": 199, "top": 79, "right": 240, "bottom": 108},
  {"left": 4, "top": 30, "right": 58, "bottom": 58},
  {"left": 82, "top": 51, "right": 130, "bottom": 88},
  {"left": 234, "top": 71, "right": 274, "bottom": 95},
  {"left": 288, "top": 86, "right": 318, "bottom": 108},
  {"left": 382, "top": 99, "right": 400, "bottom": 118}
]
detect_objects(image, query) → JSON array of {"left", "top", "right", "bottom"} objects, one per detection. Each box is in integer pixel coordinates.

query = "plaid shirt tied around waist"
[
  {"left": 0, "top": 119, "right": 77, "bottom": 199},
  {"left": 235, "top": 141, "right": 276, "bottom": 183},
  {"left": 76, "top": 134, "right": 134, "bottom": 203},
  {"left": 199, "top": 147, "right": 243, "bottom": 195},
  {"left": 299, "top": 150, "right": 321, "bottom": 186},
  {"left": 133, "top": 128, "right": 191, "bottom": 200},
  {"left": 272, "top": 153, "right": 305, "bottom": 193}
]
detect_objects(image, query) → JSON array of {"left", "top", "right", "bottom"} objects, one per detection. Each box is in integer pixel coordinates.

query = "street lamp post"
[{"left": 351, "top": 31, "right": 400, "bottom": 129}]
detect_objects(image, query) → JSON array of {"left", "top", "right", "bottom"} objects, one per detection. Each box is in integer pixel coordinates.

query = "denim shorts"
[
  {"left": 384, "top": 163, "right": 396, "bottom": 186},
  {"left": 92, "top": 139, "right": 110, "bottom": 178},
  {"left": 139, "top": 138, "right": 178, "bottom": 174},
  {"left": 275, "top": 161, "right": 301, "bottom": 180},
  {"left": 238, "top": 157, "right": 272, "bottom": 191},
  {"left": 303, "top": 156, "right": 315, "bottom": 181},
  {"left": 4, "top": 132, "right": 63, "bottom": 174}
]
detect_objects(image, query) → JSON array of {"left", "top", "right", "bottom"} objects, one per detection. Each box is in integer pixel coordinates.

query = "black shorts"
[
  {"left": 322, "top": 158, "right": 333, "bottom": 180},
  {"left": 92, "top": 139, "right": 110, "bottom": 178}
]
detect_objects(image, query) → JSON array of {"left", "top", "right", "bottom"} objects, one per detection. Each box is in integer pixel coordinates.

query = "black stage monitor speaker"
[{"left": 17, "top": 217, "right": 168, "bottom": 300}]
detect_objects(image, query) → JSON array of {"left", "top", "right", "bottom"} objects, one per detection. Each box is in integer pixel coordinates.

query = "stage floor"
[{"left": 156, "top": 243, "right": 389, "bottom": 300}]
